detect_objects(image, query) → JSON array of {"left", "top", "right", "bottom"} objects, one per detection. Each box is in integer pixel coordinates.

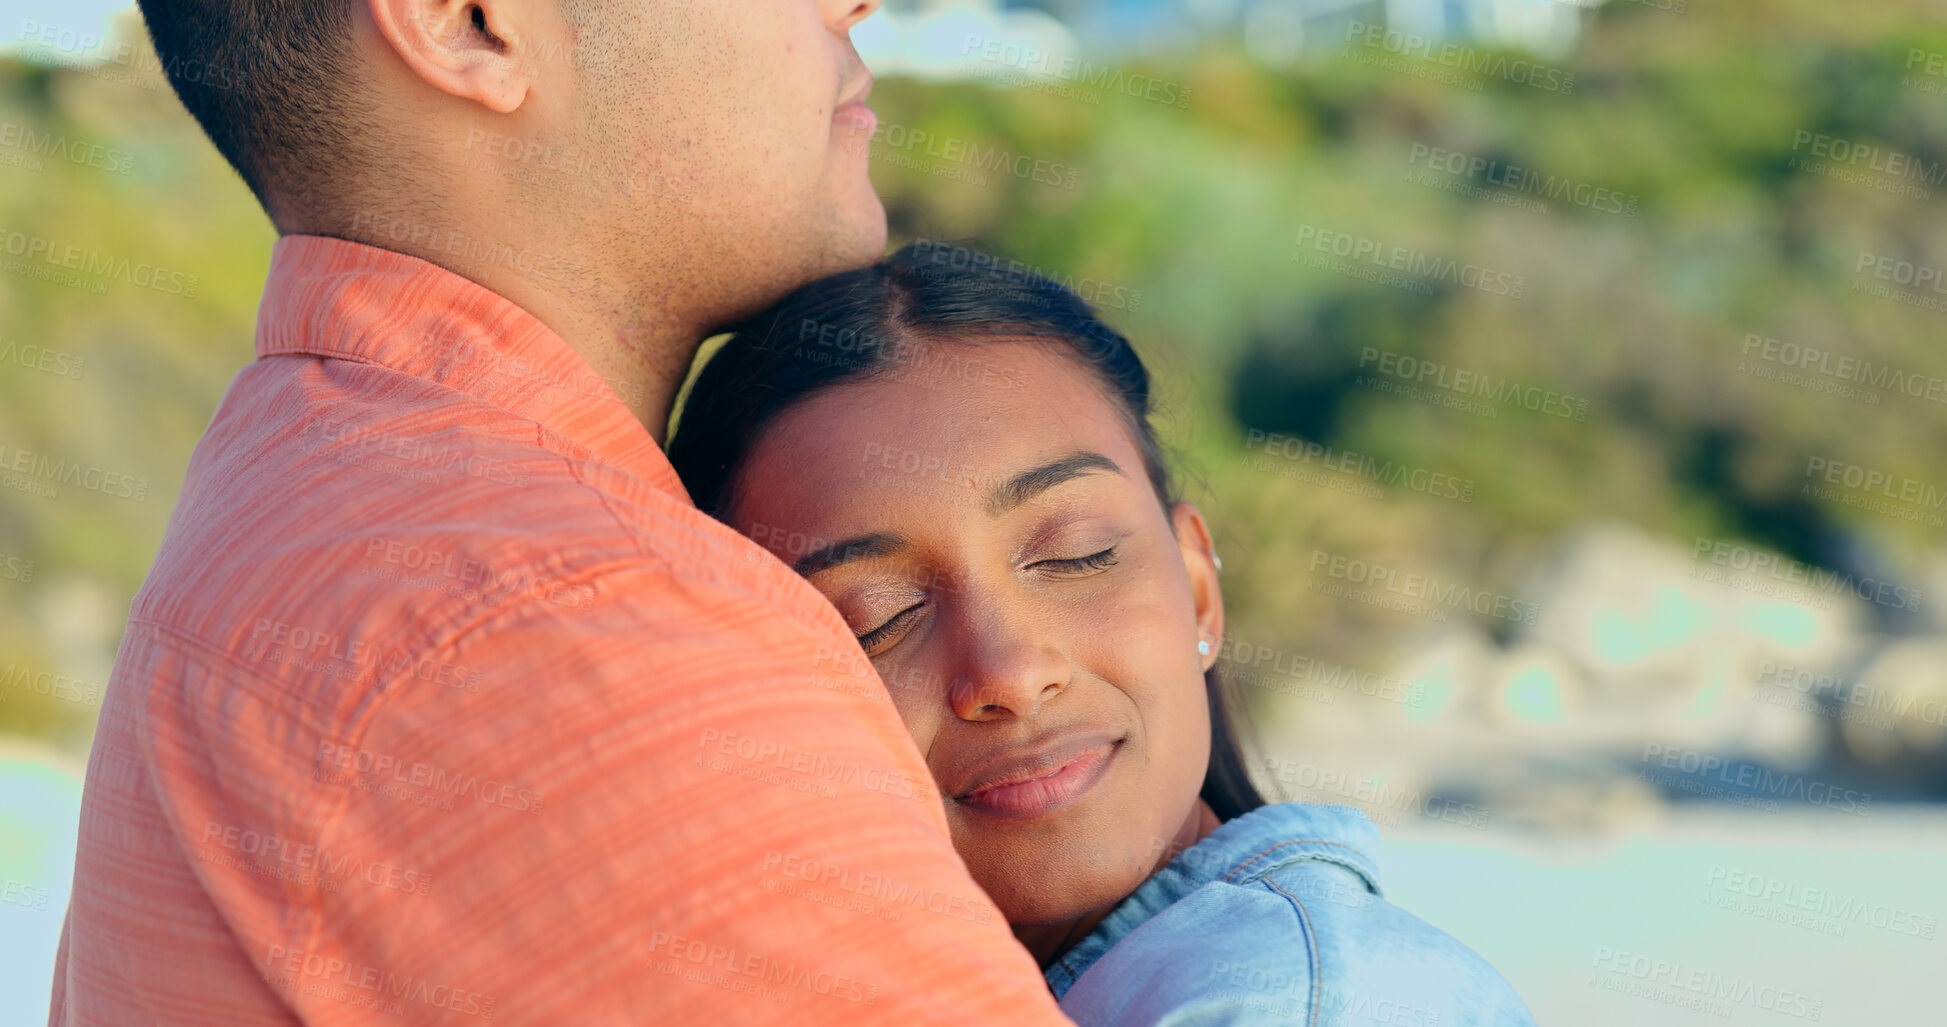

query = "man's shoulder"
[{"left": 133, "top": 358, "right": 840, "bottom": 694}]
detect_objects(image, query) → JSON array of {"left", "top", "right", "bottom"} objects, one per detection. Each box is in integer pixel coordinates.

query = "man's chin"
[{"left": 831, "top": 191, "right": 888, "bottom": 268}]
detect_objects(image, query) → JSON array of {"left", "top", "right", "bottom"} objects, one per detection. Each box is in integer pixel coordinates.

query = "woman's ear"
[
  {"left": 364, "top": 0, "right": 543, "bottom": 113},
  {"left": 1171, "top": 502, "right": 1225, "bottom": 672}
]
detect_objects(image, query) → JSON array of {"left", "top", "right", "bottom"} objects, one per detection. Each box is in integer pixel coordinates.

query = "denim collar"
[{"left": 1044, "top": 803, "right": 1383, "bottom": 997}]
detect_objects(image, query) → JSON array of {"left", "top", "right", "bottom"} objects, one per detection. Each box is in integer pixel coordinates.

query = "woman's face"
[{"left": 729, "top": 339, "right": 1225, "bottom": 926}]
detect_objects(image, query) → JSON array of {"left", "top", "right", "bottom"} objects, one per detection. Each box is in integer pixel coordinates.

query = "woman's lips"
[{"left": 956, "top": 742, "right": 1118, "bottom": 820}]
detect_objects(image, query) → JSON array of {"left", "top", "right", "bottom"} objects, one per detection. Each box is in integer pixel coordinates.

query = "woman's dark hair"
[{"left": 668, "top": 240, "right": 1266, "bottom": 823}]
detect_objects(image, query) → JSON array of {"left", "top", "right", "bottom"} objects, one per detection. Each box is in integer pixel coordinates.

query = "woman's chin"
[{"left": 993, "top": 880, "right": 1136, "bottom": 931}]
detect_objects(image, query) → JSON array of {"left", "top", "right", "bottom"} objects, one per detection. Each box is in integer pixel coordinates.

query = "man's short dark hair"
[{"left": 135, "top": 0, "right": 372, "bottom": 222}]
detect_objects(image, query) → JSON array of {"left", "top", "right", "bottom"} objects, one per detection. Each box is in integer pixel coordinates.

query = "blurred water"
[
  {"left": 1388, "top": 809, "right": 1947, "bottom": 1024},
  {"left": 0, "top": 745, "right": 82, "bottom": 1018}
]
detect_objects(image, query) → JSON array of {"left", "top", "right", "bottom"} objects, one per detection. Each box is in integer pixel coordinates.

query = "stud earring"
[
  {"left": 1197, "top": 639, "right": 1212, "bottom": 656},
  {"left": 1211, "top": 552, "right": 1223, "bottom": 572}
]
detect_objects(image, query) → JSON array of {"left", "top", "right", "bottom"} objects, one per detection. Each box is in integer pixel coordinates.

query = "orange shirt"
[{"left": 49, "top": 236, "right": 1072, "bottom": 1025}]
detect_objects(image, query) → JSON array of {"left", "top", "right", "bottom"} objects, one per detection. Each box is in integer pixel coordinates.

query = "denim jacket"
[{"left": 1045, "top": 803, "right": 1537, "bottom": 1026}]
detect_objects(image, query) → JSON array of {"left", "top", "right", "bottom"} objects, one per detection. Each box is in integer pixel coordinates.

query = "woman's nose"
[{"left": 944, "top": 625, "right": 1072, "bottom": 722}]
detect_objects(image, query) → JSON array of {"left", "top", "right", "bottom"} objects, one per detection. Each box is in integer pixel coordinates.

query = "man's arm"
[{"left": 253, "top": 561, "right": 1071, "bottom": 1024}]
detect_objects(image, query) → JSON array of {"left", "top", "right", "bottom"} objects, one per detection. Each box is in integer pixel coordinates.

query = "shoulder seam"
[
  {"left": 1224, "top": 838, "right": 1375, "bottom": 884},
  {"left": 1261, "top": 879, "right": 1323, "bottom": 1027}
]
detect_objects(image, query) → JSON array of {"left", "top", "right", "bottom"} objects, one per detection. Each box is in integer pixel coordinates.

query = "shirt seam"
[
  {"left": 1262, "top": 879, "right": 1323, "bottom": 1027},
  {"left": 123, "top": 618, "right": 348, "bottom": 1002},
  {"left": 1223, "top": 838, "right": 1375, "bottom": 884}
]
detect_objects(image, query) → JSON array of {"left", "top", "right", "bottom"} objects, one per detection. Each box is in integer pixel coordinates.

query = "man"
[{"left": 49, "top": 0, "right": 1073, "bottom": 1022}]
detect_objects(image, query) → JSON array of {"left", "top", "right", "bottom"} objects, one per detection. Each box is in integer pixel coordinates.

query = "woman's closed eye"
[
  {"left": 853, "top": 545, "right": 1122, "bottom": 654},
  {"left": 858, "top": 602, "right": 924, "bottom": 654},
  {"left": 1029, "top": 545, "right": 1120, "bottom": 576}
]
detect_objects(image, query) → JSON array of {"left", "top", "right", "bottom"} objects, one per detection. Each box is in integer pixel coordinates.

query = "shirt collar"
[
  {"left": 254, "top": 234, "right": 689, "bottom": 502},
  {"left": 1044, "top": 803, "right": 1384, "bottom": 996}
]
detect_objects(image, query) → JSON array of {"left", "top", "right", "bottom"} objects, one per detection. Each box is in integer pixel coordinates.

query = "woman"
[{"left": 668, "top": 240, "right": 1536, "bottom": 1025}]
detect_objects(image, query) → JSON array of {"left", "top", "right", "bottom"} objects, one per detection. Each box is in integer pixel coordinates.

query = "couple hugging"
[{"left": 52, "top": 0, "right": 1536, "bottom": 1023}]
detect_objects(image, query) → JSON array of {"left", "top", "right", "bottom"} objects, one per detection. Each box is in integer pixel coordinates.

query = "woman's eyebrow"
[
  {"left": 792, "top": 531, "right": 911, "bottom": 577},
  {"left": 986, "top": 451, "right": 1124, "bottom": 517},
  {"left": 790, "top": 452, "right": 1120, "bottom": 576}
]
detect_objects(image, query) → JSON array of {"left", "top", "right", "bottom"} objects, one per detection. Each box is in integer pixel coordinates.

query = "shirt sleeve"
[{"left": 254, "top": 561, "right": 1074, "bottom": 1025}]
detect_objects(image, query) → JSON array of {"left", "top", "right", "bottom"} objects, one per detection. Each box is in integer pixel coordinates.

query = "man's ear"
[
  {"left": 1171, "top": 502, "right": 1225, "bottom": 673},
  {"left": 364, "top": 0, "right": 543, "bottom": 113}
]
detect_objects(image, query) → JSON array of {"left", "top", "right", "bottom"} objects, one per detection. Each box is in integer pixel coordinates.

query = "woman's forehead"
[{"left": 733, "top": 342, "right": 1145, "bottom": 530}]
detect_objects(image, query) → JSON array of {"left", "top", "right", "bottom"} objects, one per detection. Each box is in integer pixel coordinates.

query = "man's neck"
[
  {"left": 512, "top": 285, "right": 700, "bottom": 445},
  {"left": 298, "top": 221, "right": 704, "bottom": 445}
]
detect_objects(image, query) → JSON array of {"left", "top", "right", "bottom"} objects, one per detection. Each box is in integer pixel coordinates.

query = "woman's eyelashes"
[
  {"left": 1029, "top": 545, "right": 1121, "bottom": 576},
  {"left": 857, "top": 602, "right": 923, "bottom": 654},
  {"left": 852, "top": 545, "right": 1123, "bottom": 653}
]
